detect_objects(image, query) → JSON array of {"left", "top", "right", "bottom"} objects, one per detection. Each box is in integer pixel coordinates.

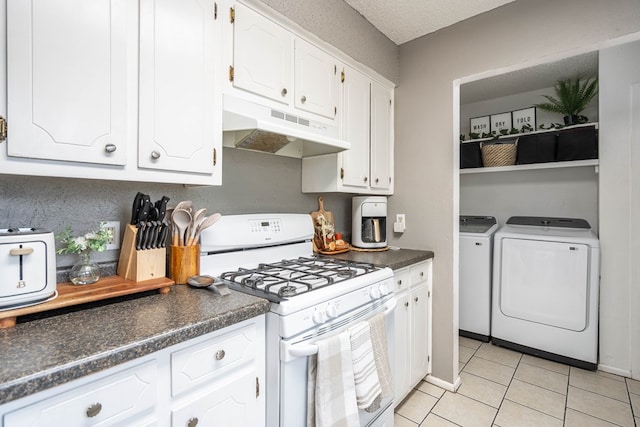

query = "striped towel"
[
  {"left": 307, "top": 331, "right": 360, "bottom": 427},
  {"left": 350, "top": 321, "right": 382, "bottom": 412},
  {"left": 369, "top": 312, "right": 393, "bottom": 399}
]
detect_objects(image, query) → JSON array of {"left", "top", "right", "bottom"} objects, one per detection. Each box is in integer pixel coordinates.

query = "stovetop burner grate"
[{"left": 219, "top": 256, "right": 379, "bottom": 300}]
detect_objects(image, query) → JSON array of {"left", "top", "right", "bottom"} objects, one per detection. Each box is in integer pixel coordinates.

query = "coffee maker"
[{"left": 352, "top": 196, "right": 387, "bottom": 248}]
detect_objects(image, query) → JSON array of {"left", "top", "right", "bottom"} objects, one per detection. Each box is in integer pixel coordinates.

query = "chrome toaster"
[{"left": 0, "top": 228, "right": 57, "bottom": 309}]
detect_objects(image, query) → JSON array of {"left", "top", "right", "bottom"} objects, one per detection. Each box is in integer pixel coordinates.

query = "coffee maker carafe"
[{"left": 352, "top": 196, "right": 387, "bottom": 248}]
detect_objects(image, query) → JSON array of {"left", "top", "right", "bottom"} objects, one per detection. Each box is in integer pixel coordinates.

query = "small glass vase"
[{"left": 69, "top": 252, "right": 100, "bottom": 285}]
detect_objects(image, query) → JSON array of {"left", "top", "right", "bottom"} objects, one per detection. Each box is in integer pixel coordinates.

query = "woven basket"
[{"left": 481, "top": 140, "right": 517, "bottom": 167}]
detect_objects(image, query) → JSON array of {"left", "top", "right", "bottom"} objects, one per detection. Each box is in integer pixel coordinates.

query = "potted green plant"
[{"left": 535, "top": 75, "right": 598, "bottom": 125}]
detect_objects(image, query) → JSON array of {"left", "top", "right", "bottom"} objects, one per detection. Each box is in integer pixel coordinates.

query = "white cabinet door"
[
  {"left": 341, "top": 66, "right": 370, "bottom": 189},
  {"left": 370, "top": 81, "right": 393, "bottom": 191},
  {"left": 171, "top": 372, "right": 257, "bottom": 427},
  {"left": 233, "top": 2, "right": 292, "bottom": 105},
  {"left": 294, "top": 38, "right": 338, "bottom": 119},
  {"left": 138, "top": 0, "right": 217, "bottom": 174},
  {"left": 410, "top": 284, "right": 430, "bottom": 385},
  {"left": 393, "top": 290, "right": 411, "bottom": 404},
  {"left": 7, "top": 0, "right": 128, "bottom": 165}
]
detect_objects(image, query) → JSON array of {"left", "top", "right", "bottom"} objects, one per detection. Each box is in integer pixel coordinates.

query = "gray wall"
[
  {"left": 0, "top": 149, "right": 353, "bottom": 267},
  {"left": 392, "top": 0, "right": 640, "bottom": 384}
]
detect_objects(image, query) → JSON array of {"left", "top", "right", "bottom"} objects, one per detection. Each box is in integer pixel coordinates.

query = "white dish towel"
[
  {"left": 307, "top": 330, "right": 360, "bottom": 427},
  {"left": 350, "top": 321, "right": 383, "bottom": 412},
  {"left": 369, "top": 312, "right": 393, "bottom": 400}
]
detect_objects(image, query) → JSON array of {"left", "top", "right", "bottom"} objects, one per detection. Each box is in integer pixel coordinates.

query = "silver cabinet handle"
[
  {"left": 415, "top": 297, "right": 419, "bottom": 302},
  {"left": 397, "top": 279, "right": 402, "bottom": 286},
  {"left": 187, "top": 417, "right": 199, "bottom": 427},
  {"left": 301, "top": 95, "right": 307, "bottom": 103},
  {"left": 375, "top": 178, "right": 379, "bottom": 183},
  {"left": 151, "top": 151, "right": 161, "bottom": 159},
  {"left": 404, "top": 302, "right": 409, "bottom": 307},
  {"left": 281, "top": 88, "right": 288, "bottom": 97},
  {"left": 104, "top": 144, "right": 117, "bottom": 153},
  {"left": 86, "top": 402, "right": 102, "bottom": 418},
  {"left": 364, "top": 177, "right": 368, "bottom": 183},
  {"left": 215, "top": 349, "right": 225, "bottom": 360}
]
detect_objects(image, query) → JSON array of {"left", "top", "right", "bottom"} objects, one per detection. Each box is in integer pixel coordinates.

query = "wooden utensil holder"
[
  {"left": 169, "top": 245, "right": 200, "bottom": 285},
  {"left": 117, "top": 224, "right": 166, "bottom": 282}
]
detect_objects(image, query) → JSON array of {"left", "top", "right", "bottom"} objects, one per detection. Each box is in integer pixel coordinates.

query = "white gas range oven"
[{"left": 199, "top": 213, "right": 396, "bottom": 427}]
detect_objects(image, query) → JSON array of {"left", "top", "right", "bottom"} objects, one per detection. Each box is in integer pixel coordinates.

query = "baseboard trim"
[
  {"left": 425, "top": 373, "right": 462, "bottom": 392},
  {"left": 597, "top": 364, "right": 632, "bottom": 378}
]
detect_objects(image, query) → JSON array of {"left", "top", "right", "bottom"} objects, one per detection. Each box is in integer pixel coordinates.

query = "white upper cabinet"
[
  {"left": 3, "top": 0, "right": 221, "bottom": 185},
  {"left": 370, "top": 81, "right": 393, "bottom": 191},
  {"left": 301, "top": 66, "right": 395, "bottom": 195},
  {"left": 228, "top": 2, "right": 339, "bottom": 122},
  {"left": 7, "top": 0, "right": 129, "bottom": 165},
  {"left": 232, "top": 2, "right": 293, "bottom": 105},
  {"left": 139, "top": 0, "right": 217, "bottom": 174},
  {"left": 294, "top": 38, "right": 339, "bottom": 119},
  {"left": 341, "top": 66, "right": 371, "bottom": 188}
]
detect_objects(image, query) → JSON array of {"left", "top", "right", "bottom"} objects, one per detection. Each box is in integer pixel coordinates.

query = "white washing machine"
[
  {"left": 491, "top": 216, "right": 600, "bottom": 369},
  {"left": 459, "top": 215, "right": 498, "bottom": 342}
]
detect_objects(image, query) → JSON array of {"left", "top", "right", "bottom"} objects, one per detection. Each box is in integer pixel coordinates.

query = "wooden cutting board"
[{"left": 310, "top": 196, "right": 334, "bottom": 225}]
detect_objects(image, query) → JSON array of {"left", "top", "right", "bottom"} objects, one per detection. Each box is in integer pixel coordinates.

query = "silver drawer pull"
[
  {"left": 397, "top": 279, "right": 402, "bottom": 285},
  {"left": 215, "top": 350, "right": 225, "bottom": 360},
  {"left": 151, "top": 150, "right": 161, "bottom": 159},
  {"left": 104, "top": 144, "right": 117, "bottom": 153},
  {"left": 9, "top": 247, "right": 33, "bottom": 256},
  {"left": 187, "top": 417, "right": 199, "bottom": 427},
  {"left": 281, "top": 88, "right": 288, "bottom": 97},
  {"left": 301, "top": 95, "right": 307, "bottom": 103},
  {"left": 86, "top": 402, "right": 102, "bottom": 418},
  {"left": 404, "top": 301, "right": 409, "bottom": 307},
  {"left": 415, "top": 297, "right": 419, "bottom": 302}
]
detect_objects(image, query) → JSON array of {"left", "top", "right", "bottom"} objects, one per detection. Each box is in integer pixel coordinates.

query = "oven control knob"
[
  {"left": 326, "top": 303, "right": 339, "bottom": 318},
  {"left": 312, "top": 310, "right": 326, "bottom": 323},
  {"left": 369, "top": 287, "right": 381, "bottom": 299},
  {"left": 379, "top": 284, "right": 390, "bottom": 296}
]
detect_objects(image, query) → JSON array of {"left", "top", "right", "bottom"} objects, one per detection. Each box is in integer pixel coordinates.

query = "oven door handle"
[{"left": 287, "top": 298, "right": 396, "bottom": 358}]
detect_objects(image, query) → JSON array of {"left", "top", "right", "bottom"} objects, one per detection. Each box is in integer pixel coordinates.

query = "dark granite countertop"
[
  {"left": 0, "top": 285, "right": 270, "bottom": 405},
  {"left": 327, "top": 248, "right": 434, "bottom": 270}
]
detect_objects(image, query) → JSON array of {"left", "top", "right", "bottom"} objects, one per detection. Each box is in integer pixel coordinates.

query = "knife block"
[{"left": 117, "top": 224, "right": 166, "bottom": 282}]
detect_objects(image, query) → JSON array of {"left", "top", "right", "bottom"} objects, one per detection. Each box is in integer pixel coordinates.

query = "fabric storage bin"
[
  {"left": 556, "top": 126, "right": 598, "bottom": 161},
  {"left": 481, "top": 139, "right": 517, "bottom": 167},
  {"left": 460, "top": 141, "right": 483, "bottom": 168},
  {"left": 516, "top": 133, "right": 557, "bottom": 164}
]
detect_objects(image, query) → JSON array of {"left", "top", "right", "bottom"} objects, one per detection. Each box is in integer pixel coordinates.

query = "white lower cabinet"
[
  {"left": 4, "top": 361, "right": 158, "bottom": 427},
  {"left": 0, "top": 316, "right": 265, "bottom": 427},
  {"left": 393, "top": 260, "right": 432, "bottom": 405}
]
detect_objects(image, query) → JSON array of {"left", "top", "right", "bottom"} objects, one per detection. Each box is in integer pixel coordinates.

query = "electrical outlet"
[{"left": 102, "top": 221, "right": 121, "bottom": 250}]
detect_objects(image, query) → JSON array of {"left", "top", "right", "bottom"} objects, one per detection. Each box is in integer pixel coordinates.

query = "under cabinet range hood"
[{"left": 222, "top": 94, "right": 350, "bottom": 158}]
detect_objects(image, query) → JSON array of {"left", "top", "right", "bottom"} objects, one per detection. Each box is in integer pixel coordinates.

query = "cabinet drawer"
[
  {"left": 4, "top": 361, "right": 157, "bottom": 427},
  {"left": 393, "top": 269, "right": 411, "bottom": 292},
  {"left": 411, "top": 262, "right": 430, "bottom": 285},
  {"left": 171, "top": 323, "right": 257, "bottom": 396},
  {"left": 171, "top": 371, "right": 256, "bottom": 427}
]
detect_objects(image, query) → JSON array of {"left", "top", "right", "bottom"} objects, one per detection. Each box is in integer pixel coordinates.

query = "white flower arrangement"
[{"left": 56, "top": 222, "right": 113, "bottom": 255}]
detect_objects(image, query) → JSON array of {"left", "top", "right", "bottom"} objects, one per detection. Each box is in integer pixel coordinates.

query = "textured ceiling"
[{"left": 343, "top": 0, "right": 517, "bottom": 45}]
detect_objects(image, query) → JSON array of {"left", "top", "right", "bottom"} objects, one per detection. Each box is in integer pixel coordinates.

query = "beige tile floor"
[{"left": 395, "top": 337, "right": 640, "bottom": 426}]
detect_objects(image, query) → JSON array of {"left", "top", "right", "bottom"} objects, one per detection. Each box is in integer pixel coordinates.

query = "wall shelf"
[{"left": 460, "top": 159, "right": 599, "bottom": 174}]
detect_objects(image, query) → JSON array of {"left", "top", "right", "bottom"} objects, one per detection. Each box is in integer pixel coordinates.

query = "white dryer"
[
  {"left": 459, "top": 215, "right": 498, "bottom": 342},
  {"left": 491, "top": 216, "right": 600, "bottom": 370}
]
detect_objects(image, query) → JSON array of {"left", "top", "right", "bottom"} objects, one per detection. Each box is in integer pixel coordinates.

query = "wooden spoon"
[
  {"left": 187, "top": 208, "right": 207, "bottom": 245},
  {"left": 171, "top": 208, "right": 192, "bottom": 246},
  {"left": 193, "top": 213, "right": 222, "bottom": 244}
]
